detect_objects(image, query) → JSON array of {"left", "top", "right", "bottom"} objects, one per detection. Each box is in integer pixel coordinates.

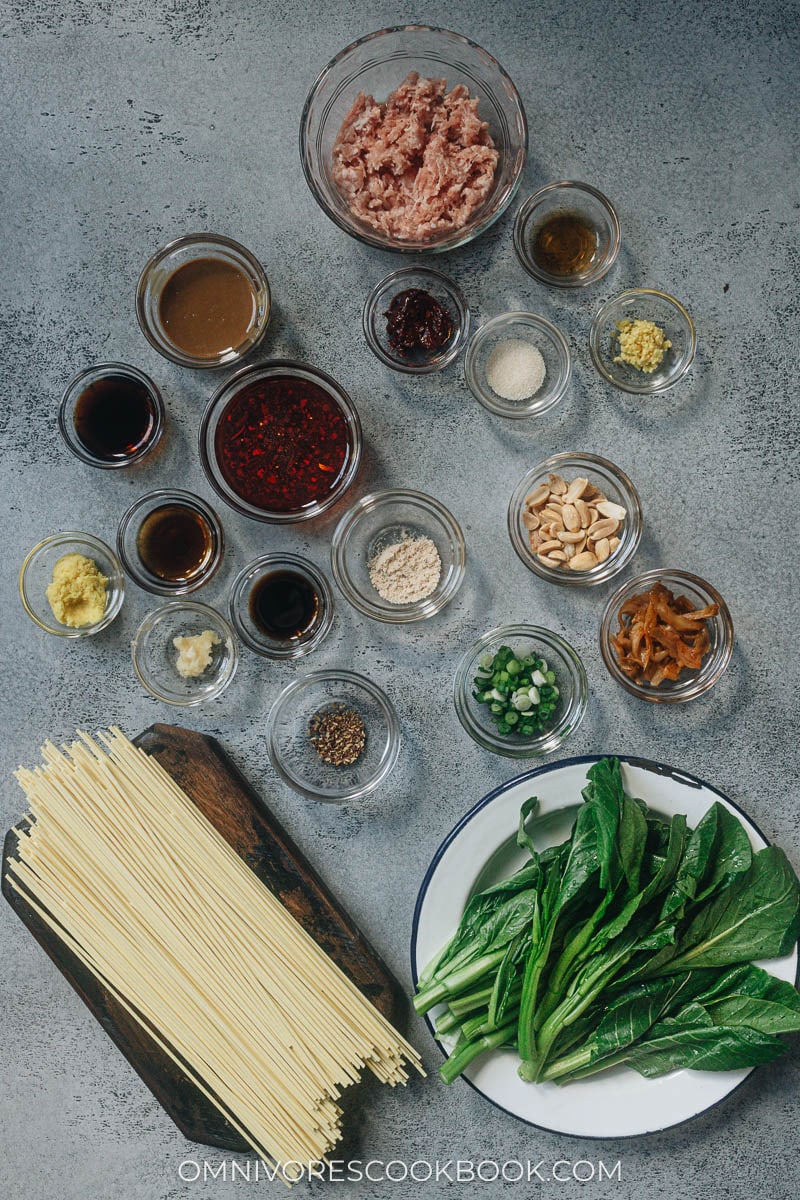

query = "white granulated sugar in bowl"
[{"left": 485, "top": 338, "right": 547, "bottom": 402}]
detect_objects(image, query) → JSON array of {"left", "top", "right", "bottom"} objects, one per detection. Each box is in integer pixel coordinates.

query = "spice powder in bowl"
[{"left": 368, "top": 532, "right": 442, "bottom": 604}]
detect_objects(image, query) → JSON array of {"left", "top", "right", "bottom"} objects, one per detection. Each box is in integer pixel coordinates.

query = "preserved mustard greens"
[{"left": 414, "top": 758, "right": 800, "bottom": 1086}]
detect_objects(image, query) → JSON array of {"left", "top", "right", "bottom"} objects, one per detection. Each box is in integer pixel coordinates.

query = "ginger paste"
[{"left": 46, "top": 553, "right": 108, "bottom": 628}]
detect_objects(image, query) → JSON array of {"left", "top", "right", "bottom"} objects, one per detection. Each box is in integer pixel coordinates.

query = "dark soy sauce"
[
  {"left": 249, "top": 570, "right": 320, "bottom": 640},
  {"left": 74, "top": 375, "right": 157, "bottom": 461}
]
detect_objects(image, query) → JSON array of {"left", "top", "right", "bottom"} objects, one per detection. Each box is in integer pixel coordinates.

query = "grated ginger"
[{"left": 613, "top": 318, "right": 672, "bottom": 373}]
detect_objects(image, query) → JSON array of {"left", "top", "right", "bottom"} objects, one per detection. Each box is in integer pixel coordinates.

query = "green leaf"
[
  {"left": 623, "top": 1023, "right": 786, "bottom": 1078},
  {"left": 663, "top": 846, "right": 800, "bottom": 972},
  {"left": 517, "top": 796, "right": 540, "bottom": 857},
  {"left": 660, "top": 803, "right": 752, "bottom": 922}
]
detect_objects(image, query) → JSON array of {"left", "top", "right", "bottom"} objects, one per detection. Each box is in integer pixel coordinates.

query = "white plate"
[{"left": 411, "top": 755, "right": 799, "bottom": 1138}]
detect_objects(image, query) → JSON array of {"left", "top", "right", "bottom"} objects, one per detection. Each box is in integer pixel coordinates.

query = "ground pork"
[{"left": 332, "top": 72, "right": 499, "bottom": 241}]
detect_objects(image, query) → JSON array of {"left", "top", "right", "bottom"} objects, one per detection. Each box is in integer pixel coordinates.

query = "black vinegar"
[{"left": 249, "top": 570, "right": 320, "bottom": 641}]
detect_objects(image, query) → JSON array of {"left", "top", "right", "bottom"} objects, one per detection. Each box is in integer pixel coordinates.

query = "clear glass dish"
[
  {"left": 136, "top": 232, "right": 271, "bottom": 369},
  {"left": 117, "top": 489, "right": 224, "bottom": 596},
  {"left": 58, "top": 362, "right": 165, "bottom": 468},
  {"left": 362, "top": 267, "right": 470, "bottom": 374},
  {"left": 464, "top": 311, "right": 571, "bottom": 419},
  {"left": 267, "top": 669, "right": 401, "bottom": 801},
  {"left": 19, "top": 532, "right": 125, "bottom": 637},
  {"left": 132, "top": 601, "right": 238, "bottom": 705},
  {"left": 300, "top": 25, "right": 527, "bottom": 253},
  {"left": 453, "top": 624, "right": 587, "bottom": 758},
  {"left": 228, "top": 553, "right": 334, "bottom": 660},
  {"left": 331, "top": 489, "right": 466, "bottom": 623},
  {"left": 600, "top": 568, "right": 733, "bottom": 704},
  {"left": 513, "top": 181, "right": 620, "bottom": 287},
  {"left": 508, "top": 451, "right": 642, "bottom": 588},
  {"left": 589, "top": 288, "right": 697, "bottom": 394},
  {"left": 199, "top": 360, "right": 362, "bottom": 524}
]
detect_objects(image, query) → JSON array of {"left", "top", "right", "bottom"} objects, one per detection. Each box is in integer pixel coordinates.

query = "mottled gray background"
[{"left": 2, "top": 0, "right": 799, "bottom": 1197}]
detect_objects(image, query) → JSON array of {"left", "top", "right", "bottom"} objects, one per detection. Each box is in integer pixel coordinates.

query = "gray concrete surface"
[{"left": 2, "top": 1, "right": 799, "bottom": 1197}]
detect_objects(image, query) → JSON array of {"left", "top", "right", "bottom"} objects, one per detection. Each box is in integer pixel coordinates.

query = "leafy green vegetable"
[{"left": 415, "top": 758, "right": 800, "bottom": 1089}]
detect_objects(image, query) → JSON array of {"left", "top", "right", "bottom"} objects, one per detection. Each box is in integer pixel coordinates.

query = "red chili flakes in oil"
[{"left": 214, "top": 375, "right": 351, "bottom": 512}]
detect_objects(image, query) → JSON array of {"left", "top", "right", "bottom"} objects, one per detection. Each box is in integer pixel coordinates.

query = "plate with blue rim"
[{"left": 410, "top": 754, "right": 799, "bottom": 1138}]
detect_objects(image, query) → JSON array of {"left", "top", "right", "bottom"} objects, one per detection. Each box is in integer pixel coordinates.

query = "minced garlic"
[
  {"left": 46, "top": 553, "right": 108, "bottom": 627},
  {"left": 173, "top": 630, "right": 221, "bottom": 679},
  {"left": 613, "top": 319, "right": 672, "bottom": 374}
]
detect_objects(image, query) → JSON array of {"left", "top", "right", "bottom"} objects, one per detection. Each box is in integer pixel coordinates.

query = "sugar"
[{"left": 485, "top": 338, "right": 546, "bottom": 402}]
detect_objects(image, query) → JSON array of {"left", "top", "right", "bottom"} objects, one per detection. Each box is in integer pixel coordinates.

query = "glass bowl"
[
  {"left": 589, "top": 288, "right": 697, "bottom": 394},
  {"left": 464, "top": 311, "right": 571, "bottom": 418},
  {"left": 267, "top": 669, "right": 401, "bottom": 802},
  {"left": 199, "top": 360, "right": 362, "bottom": 524},
  {"left": 132, "top": 601, "right": 238, "bottom": 706},
  {"left": 136, "top": 232, "right": 271, "bottom": 369},
  {"left": 454, "top": 624, "right": 587, "bottom": 758},
  {"left": 331, "top": 489, "right": 466, "bottom": 623},
  {"left": 362, "top": 267, "right": 470, "bottom": 374},
  {"left": 117, "top": 489, "right": 224, "bottom": 596},
  {"left": 600, "top": 569, "right": 733, "bottom": 704},
  {"left": 513, "top": 181, "right": 620, "bottom": 288},
  {"left": 19, "top": 532, "right": 125, "bottom": 637},
  {"left": 58, "top": 362, "right": 165, "bottom": 468},
  {"left": 229, "top": 553, "right": 334, "bottom": 660},
  {"left": 508, "top": 451, "right": 642, "bottom": 588},
  {"left": 300, "top": 25, "right": 527, "bottom": 254}
]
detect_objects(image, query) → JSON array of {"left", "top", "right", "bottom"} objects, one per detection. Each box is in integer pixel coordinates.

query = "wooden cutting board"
[{"left": 1, "top": 723, "right": 403, "bottom": 1151}]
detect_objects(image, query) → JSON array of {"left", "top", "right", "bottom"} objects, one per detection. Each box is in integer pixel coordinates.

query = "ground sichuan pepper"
[
  {"left": 385, "top": 289, "right": 453, "bottom": 357},
  {"left": 308, "top": 704, "right": 367, "bottom": 766},
  {"left": 214, "top": 375, "right": 351, "bottom": 513}
]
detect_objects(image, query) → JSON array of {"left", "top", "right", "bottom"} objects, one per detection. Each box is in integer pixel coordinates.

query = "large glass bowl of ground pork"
[{"left": 300, "top": 27, "right": 528, "bottom": 253}]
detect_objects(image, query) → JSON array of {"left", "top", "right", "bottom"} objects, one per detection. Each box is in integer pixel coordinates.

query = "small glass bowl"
[
  {"left": 362, "top": 267, "right": 470, "bottom": 374},
  {"left": 19, "top": 532, "right": 125, "bottom": 637},
  {"left": 590, "top": 288, "right": 697, "bottom": 394},
  {"left": 229, "top": 553, "right": 334, "bottom": 660},
  {"left": 117, "top": 489, "right": 224, "bottom": 596},
  {"left": 508, "top": 452, "right": 642, "bottom": 588},
  {"left": 513, "top": 181, "right": 620, "bottom": 288},
  {"left": 132, "top": 601, "right": 238, "bottom": 706},
  {"left": 136, "top": 232, "right": 271, "bottom": 369},
  {"left": 600, "top": 569, "right": 734, "bottom": 704},
  {"left": 454, "top": 624, "right": 587, "bottom": 759},
  {"left": 300, "top": 26, "right": 527, "bottom": 254},
  {"left": 331, "top": 489, "right": 466, "bottom": 623},
  {"left": 464, "top": 311, "right": 571, "bottom": 419},
  {"left": 58, "top": 362, "right": 165, "bottom": 468},
  {"left": 267, "top": 669, "right": 401, "bottom": 802},
  {"left": 199, "top": 360, "right": 362, "bottom": 524}
]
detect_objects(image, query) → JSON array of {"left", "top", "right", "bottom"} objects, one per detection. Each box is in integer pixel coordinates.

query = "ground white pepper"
[
  {"left": 308, "top": 704, "right": 367, "bottom": 766},
  {"left": 368, "top": 533, "right": 442, "bottom": 604}
]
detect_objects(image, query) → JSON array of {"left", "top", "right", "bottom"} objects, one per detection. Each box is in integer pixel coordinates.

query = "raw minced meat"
[{"left": 332, "top": 72, "right": 499, "bottom": 241}]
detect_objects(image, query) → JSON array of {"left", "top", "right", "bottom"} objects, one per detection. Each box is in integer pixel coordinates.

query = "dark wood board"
[{"left": 2, "top": 723, "right": 404, "bottom": 1152}]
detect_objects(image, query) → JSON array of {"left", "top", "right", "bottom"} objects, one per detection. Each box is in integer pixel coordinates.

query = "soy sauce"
[
  {"left": 136, "top": 504, "right": 215, "bottom": 583},
  {"left": 74, "top": 375, "right": 157, "bottom": 461},
  {"left": 249, "top": 570, "right": 319, "bottom": 640}
]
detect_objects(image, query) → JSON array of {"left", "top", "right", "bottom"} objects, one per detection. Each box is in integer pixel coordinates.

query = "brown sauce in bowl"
[
  {"left": 74, "top": 375, "right": 157, "bottom": 461},
  {"left": 159, "top": 258, "right": 256, "bottom": 358},
  {"left": 136, "top": 503, "right": 215, "bottom": 583}
]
